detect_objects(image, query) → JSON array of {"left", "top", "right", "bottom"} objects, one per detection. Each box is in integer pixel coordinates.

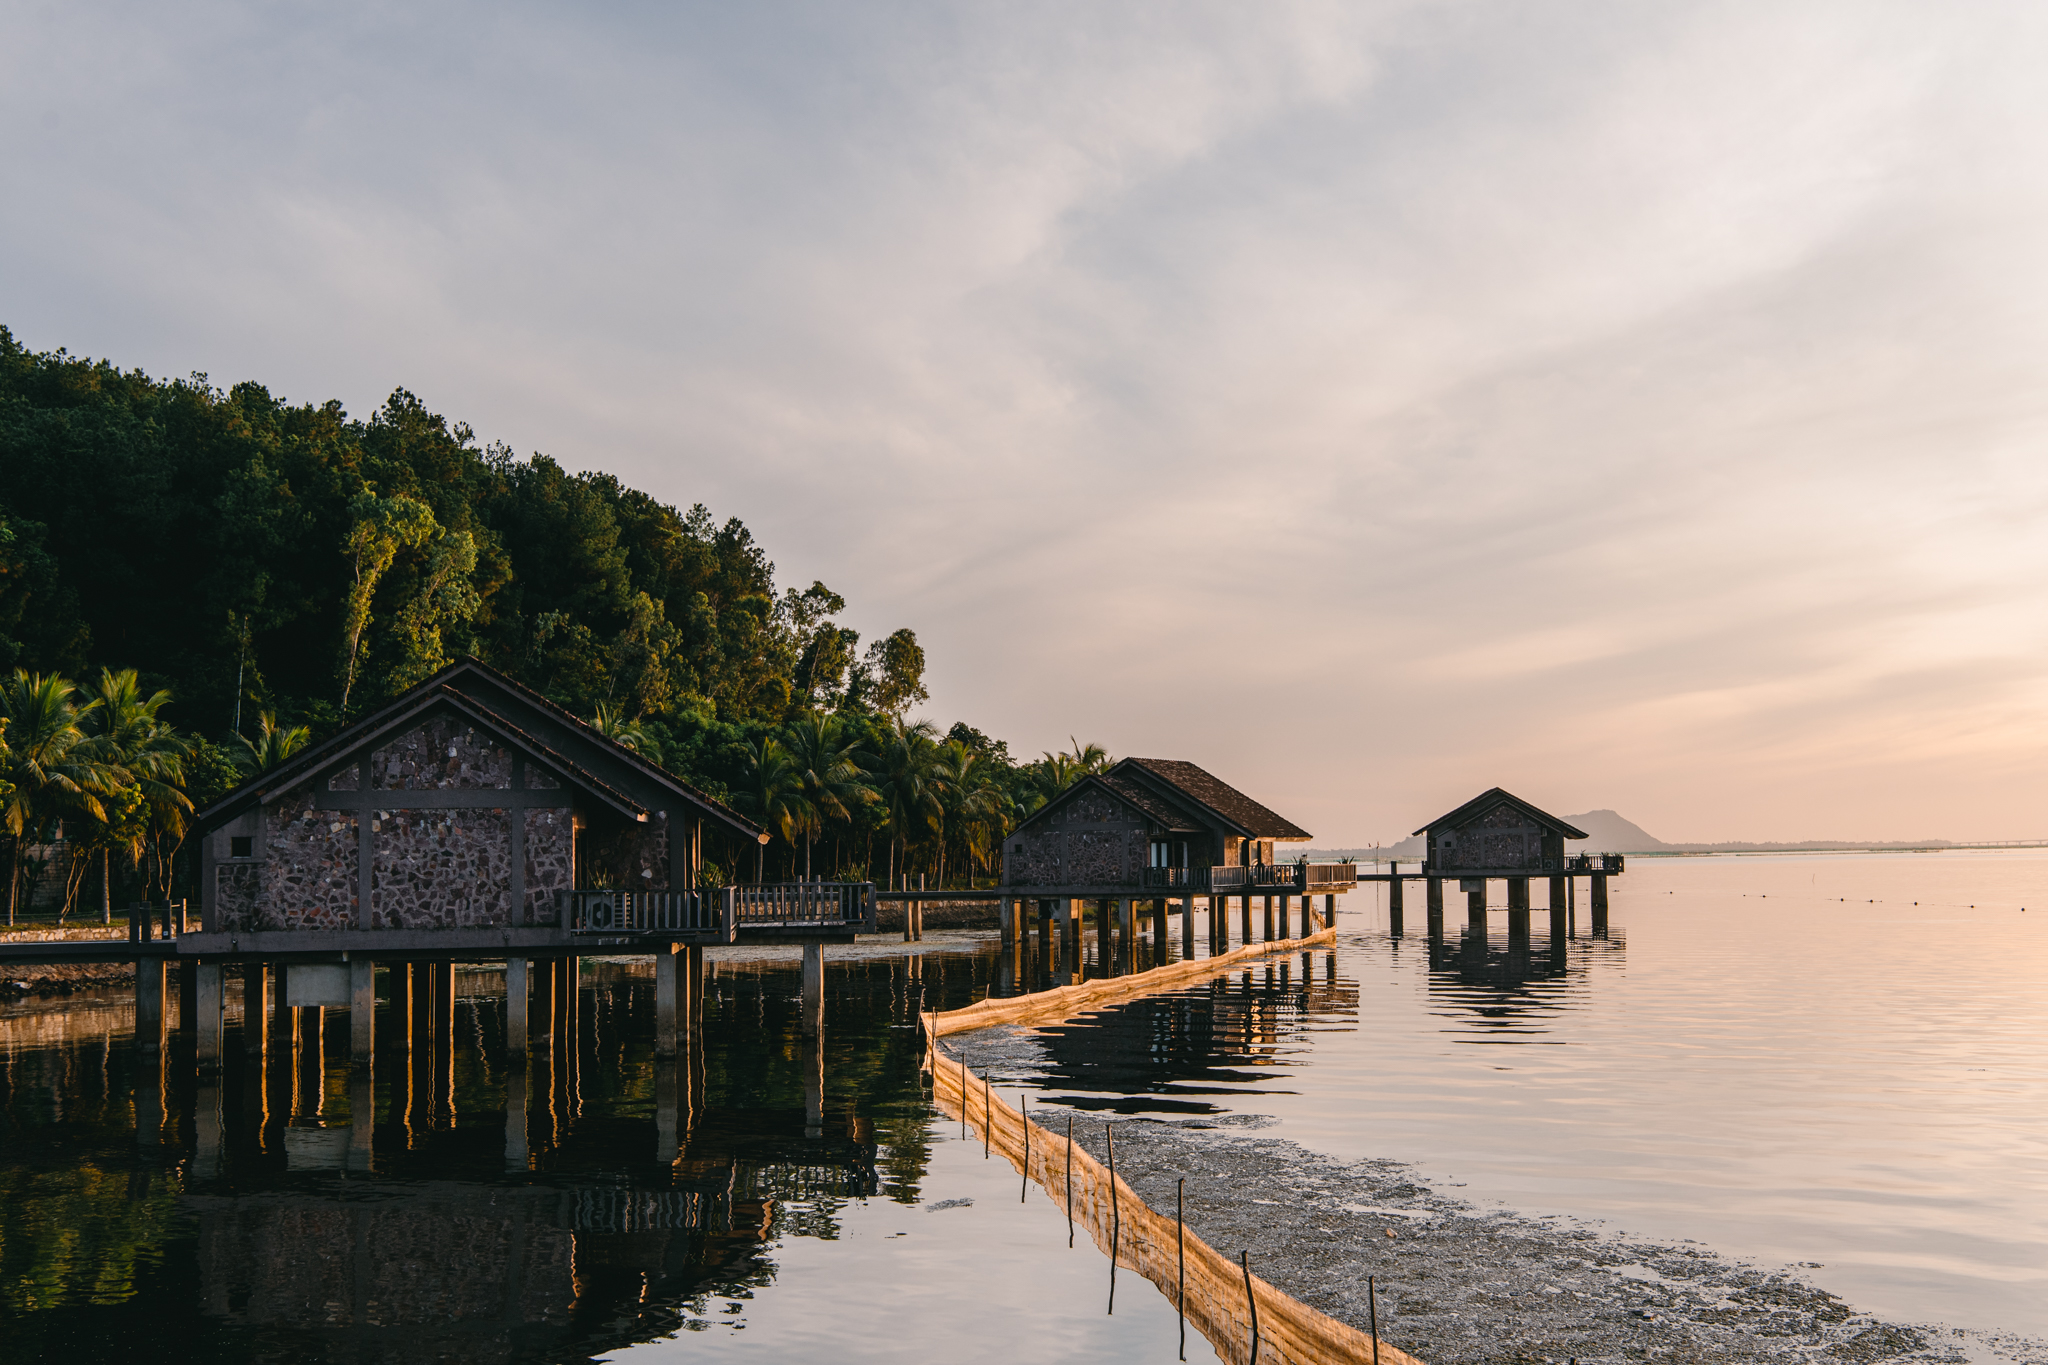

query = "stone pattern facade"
[
  {"left": 372, "top": 718, "right": 513, "bottom": 791},
  {"left": 215, "top": 863, "right": 261, "bottom": 932},
  {"left": 1005, "top": 790, "right": 1148, "bottom": 888},
  {"left": 1437, "top": 802, "right": 1550, "bottom": 872},
  {"left": 260, "top": 790, "right": 359, "bottom": 930},
  {"left": 370, "top": 809, "right": 512, "bottom": 928},
  {"left": 524, "top": 808, "right": 574, "bottom": 924}
]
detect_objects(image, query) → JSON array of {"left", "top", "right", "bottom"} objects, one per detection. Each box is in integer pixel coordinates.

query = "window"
[
  {"left": 230, "top": 836, "right": 253, "bottom": 859},
  {"left": 1150, "top": 840, "right": 1170, "bottom": 868}
]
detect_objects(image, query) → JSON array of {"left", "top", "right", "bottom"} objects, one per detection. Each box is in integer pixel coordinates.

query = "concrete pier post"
[
  {"left": 1240, "top": 893, "right": 1254, "bottom": 946},
  {"left": 391, "top": 962, "right": 412, "bottom": 1052},
  {"left": 1568, "top": 874, "right": 1577, "bottom": 936},
  {"left": 1426, "top": 877, "right": 1444, "bottom": 940},
  {"left": 999, "top": 894, "right": 1015, "bottom": 948},
  {"left": 688, "top": 945, "right": 705, "bottom": 1032},
  {"left": 1465, "top": 881, "right": 1488, "bottom": 966},
  {"left": 1548, "top": 876, "right": 1567, "bottom": 950},
  {"left": 803, "top": 1034, "right": 824, "bottom": 1139},
  {"left": 178, "top": 960, "right": 198, "bottom": 1045},
  {"left": 1388, "top": 872, "right": 1405, "bottom": 935},
  {"left": 655, "top": 946, "right": 680, "bottom": 1058},
  {"left": 135, "top": 960, "right": 166, "bottom": 1056},
  {"left": 1324, "top": 892, "right": 1336, "bottom": 927},
  {"left": 801, "top": 941, "right": 825, "bottom": 1036},
  {"left": 195, "top": 961, "right": 224, "bottom": 1076},
  {"left": 1117, "top": 898, "right": 1135, "bottom": 968},
  {"left": 533, "top": 958, "right": 555, "bottom": 1045},
  {"left": 273, "top": 965, "right": 297, "bottom": 1050},
  {"left": 506, "top": 956, "right": 528, "bottom": 1063},
  {"left": 243, "top": 963, "right": 268, "bottom": 1055},
  {"left": 506, "top": 1065, "right": 530, "bottom": 1171},
  {"left": 1262, "top": 895, "right": 1275, "bottom": 941},
  {"left": 434, "top": 962, "right": 456, "bottom": 1043},
  {"left": 1092, "top": 898, "right": 1109, "bottom": 972},
  {"left": 350, "top": 958, "right": 376, "bottom": 1068},
  {"left": 1507, "top": 878, "right": 1531, "bottom": 970},
  {"left": 1181, "top": 896, "right": 1196, "bottom": 959},
  {"left": 1591, "top": 874, "right": 1610, "bottom": 936}
]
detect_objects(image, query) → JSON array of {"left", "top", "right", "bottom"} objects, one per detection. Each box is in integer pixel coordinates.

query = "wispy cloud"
[{"left": 7, "top": 1, "right": 2047, "bottom": 840}]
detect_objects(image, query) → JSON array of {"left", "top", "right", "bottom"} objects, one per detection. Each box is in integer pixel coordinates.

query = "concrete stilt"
[
  {"left": 655, "top": 945, "right": 680, "bottom": 1058},
  {"left": 1388, "top": 873, "right": 1405, "bottom": 935},
  {"left": 391, "top": 961, "right": 412, "bottom": 1052},
  {"left": 1548, "top": 876, "right": 1567, "bottom": 952},
  {"left": 178, "top": 960, "right": 198, "bottom": 1044},
  {"left": 195, "top": 962, "right": 224, "bottom": 1076},
  {"left": 1465, "top": 881, "right": 1488, "bottom": 966},
  {"left": 1591, "top": 873, "right": 1610, "bottom": 936},
  {"left": 801, "top": 941, "right": 824, "bottom": 1036},
  {"left": 533, "top": 958, "right": 555, "bottom": 1045},
  {"left": 1507, "top": 878, "right": 1531, "bottom": 970},
  {"left": 135, "top": 960, "right": 166, "bottom": 1055},
  {"left": 1426, "top": 877, "right": 1445, "bottom": 940},
  {"left": 1262, "top": 895, "right": 1275, "bottom": 941},
  {"left": 243, "top": 963, "right": 268, "bottom": 1055},
  {"left": 1181, "top": 896, "right": 1196, "bottom": 959},
  {"left": 999, "top": 894, "right": 1015, "bottom": 948},
  {"left": 1240, "top": 893, "right": 1254, "bottom": 946},
  {"left": 506, "top": 956, "right": 528, "bottom": 1063},
  {"left": 350, "top": 958, "right": 376, "bottom": 1068}
]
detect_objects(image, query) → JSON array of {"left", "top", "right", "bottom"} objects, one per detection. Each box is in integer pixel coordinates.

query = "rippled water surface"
[{"left": 1010, "top": 850, "right": 2048, "bottom": 1338}]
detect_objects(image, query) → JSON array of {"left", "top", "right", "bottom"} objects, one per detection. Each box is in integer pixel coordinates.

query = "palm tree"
[
  {"left": 0, "top": 671, "right": 118, "bottom": 926},
  {"left": 870, "top": 717, "right": 943, "bottom": 891},
  {"left": 731, "top": 736, "right": 802, "bottom": 882},
  {"left": 232, "top": 711, "right": 311, "bottom": 776},
  {"left": 782, "top": 713, "right": 871, "bottom": 880},
  {"left": 591, "top": 701, "right": 649, "bottom": 752},
  {"left": 78, "top": 669, "right": 192, "bottom": 921},
  {"left": 931, "top": 740, "right": 1013, "bottom": 889}
]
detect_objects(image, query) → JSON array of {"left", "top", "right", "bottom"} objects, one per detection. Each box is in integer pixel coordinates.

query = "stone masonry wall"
[
  {"left": 372, "top": 718, "right": 513, "bottom": 790},
  {"left": 263, "top": 790, "right": 358, "bottom": 930},
  {"left": 214, "top": 863, "right": 260, "bottom": 933},
  {"left": 524, "top": 808, "right": 574, "bottom": 925},
  {"left": 370, "top": 809, "right": 511, "bottom": 929},
  {"left": 1005, "top": 790, "right": 1147, "bottom": 887}
]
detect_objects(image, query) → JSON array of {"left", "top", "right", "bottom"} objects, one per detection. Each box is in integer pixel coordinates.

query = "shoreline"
[{"left": 945, "top": 1024, "right": 2044, "bottom": 1365}]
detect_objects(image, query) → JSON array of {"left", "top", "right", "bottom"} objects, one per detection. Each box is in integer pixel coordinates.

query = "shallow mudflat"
[{"left": 948, "top": 1024, "right": 2046, "bottom": 1365}]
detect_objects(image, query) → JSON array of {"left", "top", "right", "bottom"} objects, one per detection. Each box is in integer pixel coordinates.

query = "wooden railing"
[
  {"left": 1139, "top": 863, "right": 1356, "bottom": 892},
  {"left": 126, "top": 901, "right": 191, "bottom": 942},
  {"left": 734, "top": 881, "right": 876, "bottom": 932},
  {"left": 562, "top": 882, "right": 878, "bottom": 937},
  {"left": 562, "top": 889, "right": 733, "bottom": 938},
  {"left": 1565, "top": 853, "right": 1626, "bottom": 874}
]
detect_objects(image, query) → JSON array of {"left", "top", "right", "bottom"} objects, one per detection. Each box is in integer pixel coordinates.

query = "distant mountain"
[{"left": 1561, "top": 809, "right": 1668, "bottom": 852}]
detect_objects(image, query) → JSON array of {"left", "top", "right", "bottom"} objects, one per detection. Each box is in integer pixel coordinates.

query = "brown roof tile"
[{"left": 1118, "top": 759, "right": 1312, "bottom": 840}]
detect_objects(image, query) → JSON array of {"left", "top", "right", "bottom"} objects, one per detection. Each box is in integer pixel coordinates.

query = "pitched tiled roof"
[
  {"left": 1097, "top": 773, "right": 1208, "bottom": 831},
  {"left": 1411, "top": 787, "right": 1588, "bottom": 840},
  {"left": 1118, "top": 758, "right": 1311, "bottom": 840}
]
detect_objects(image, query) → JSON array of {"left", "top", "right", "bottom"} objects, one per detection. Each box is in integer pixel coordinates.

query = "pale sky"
[{"left": 7, "top": 2, "right": 2048, "bottom": 844}]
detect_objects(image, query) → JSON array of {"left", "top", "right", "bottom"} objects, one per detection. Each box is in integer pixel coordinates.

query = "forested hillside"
[{"left": 0, "top": 326, "right": 1096, "bottom": 913}]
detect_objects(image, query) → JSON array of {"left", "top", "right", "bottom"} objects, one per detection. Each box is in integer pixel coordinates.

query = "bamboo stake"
[
  {"left": 1369, "top": 1273, "right": 1382, "bottom": 1365},
  {"left": 1177, "top": 1177, "right": 1187, "bottom": 1361},
  {"left": 1242, "top": 1251, "right": 1261, "bottom": 1364},
  {"left": 1107, "top": 1123, "right": 1119, "bottom": 1314},
  {"left": 1066, "top": 1113, "right": 1075, "bottom": 1248},
  {"left": 1020, "top": 1093, "right": 1029, "bottom": 1203},
  {"left": 983, "top": 1070, "right": 992, "bottom": 1158}
]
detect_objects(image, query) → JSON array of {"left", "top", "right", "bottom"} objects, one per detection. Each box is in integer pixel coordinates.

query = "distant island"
[{"left": 1302, "top": 810, "right": 2041, "bottom": 861}]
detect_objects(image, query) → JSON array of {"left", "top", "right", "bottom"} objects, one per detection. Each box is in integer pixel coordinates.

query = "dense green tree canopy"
[{"left": 0, "top": 326, "right": 1116, "bottom": 895}]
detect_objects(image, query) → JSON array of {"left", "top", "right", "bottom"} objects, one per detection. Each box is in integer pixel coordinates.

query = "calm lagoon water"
[
  {"left": 1014, "top": 849, "right": 2048, "bottom": 1340},
  {"left": 2, "top": 849, "right": 2042, "bottom": 1358},
  {"left": 0, "top": 947, "right": 1213, "bottom": 1365}
]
